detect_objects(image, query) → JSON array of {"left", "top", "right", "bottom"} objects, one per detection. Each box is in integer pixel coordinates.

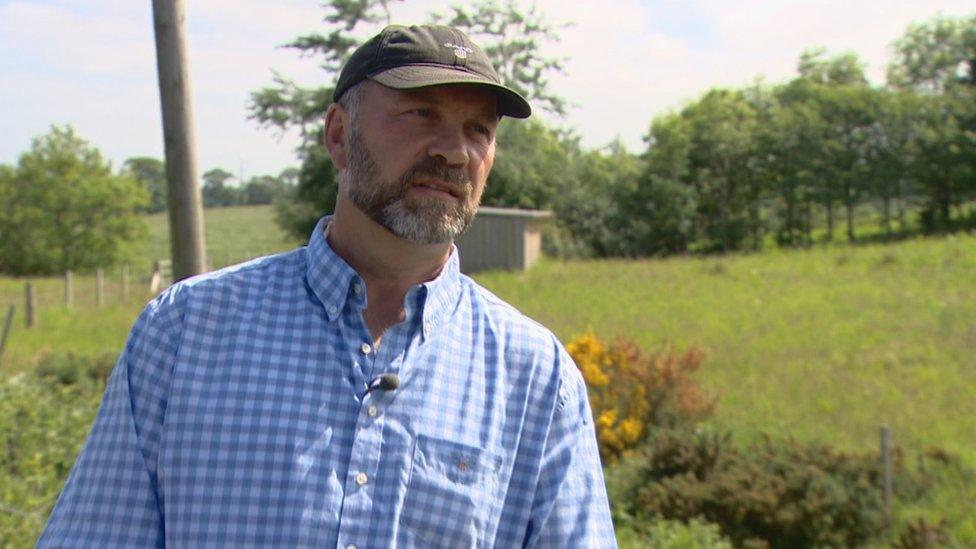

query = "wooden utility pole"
[{"left": 152, "top": 0, "right": 207, "bottom": 282}]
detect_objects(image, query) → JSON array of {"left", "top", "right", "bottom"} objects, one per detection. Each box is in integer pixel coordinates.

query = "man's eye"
[
  {"left": 473, "top": 124, "right": 492, "bottom": 137},
  {"left": 410, "top": 108, "right": 433, "bottom": 117}
]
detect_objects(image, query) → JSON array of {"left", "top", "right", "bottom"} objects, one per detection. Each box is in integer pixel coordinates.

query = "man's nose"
[{"left": 427, "top": 126, "right": 469, "bottom": 166}]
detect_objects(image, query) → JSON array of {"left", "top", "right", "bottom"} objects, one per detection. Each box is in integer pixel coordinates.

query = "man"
[{"left": 40, "top": 25, "right": 614, "bottom": 548}]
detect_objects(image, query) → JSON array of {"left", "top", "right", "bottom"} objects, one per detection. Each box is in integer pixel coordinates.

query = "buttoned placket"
[{"left": 335, "top": 286, "right": 419, "bottom": 548}]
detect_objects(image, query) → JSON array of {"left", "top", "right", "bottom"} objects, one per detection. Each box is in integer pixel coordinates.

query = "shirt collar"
[
  {"left": 304, "top": 216, "right": 462, "bottom": 334},
  {"left": 306, "top": 216, "right": 359, "bottom": 322}
]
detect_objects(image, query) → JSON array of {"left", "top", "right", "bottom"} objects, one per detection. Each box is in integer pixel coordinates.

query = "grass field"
[
  {"left": 476, "top": 233, "right": 976, "bottom": 542},
  {"left": 2, "top": 205, "right": 974, "bottom": 542}
]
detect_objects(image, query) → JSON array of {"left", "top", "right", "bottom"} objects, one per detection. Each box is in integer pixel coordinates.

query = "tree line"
[
  {"left": 1, "top": 2, "right": 972, "bottom": 275},
  {"left": 256, "top": 2, "right": 974, "bottom": 257},
  {"left": 122, "top": 157, "right": 297, "bottom": 212}
]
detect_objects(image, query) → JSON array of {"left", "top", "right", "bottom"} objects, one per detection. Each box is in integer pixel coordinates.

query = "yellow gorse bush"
[{"left": 567, "top": 331, "right": 715, "bottom": 464}]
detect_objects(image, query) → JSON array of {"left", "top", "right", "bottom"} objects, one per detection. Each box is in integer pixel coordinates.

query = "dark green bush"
[
  {"left": 616, "top": 428, "right": 890, "bottom": 548},
  {"left": 35, "top": 352, "right": 117, "bottom": 386},
  {"left": 1, "top": 368, "right": 104, "bottom": 546}
]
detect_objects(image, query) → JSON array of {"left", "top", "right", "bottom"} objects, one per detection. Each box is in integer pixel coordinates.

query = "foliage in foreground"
[
  {"left": 567, "top": 331, "right": 715, "bottom": 464},
  {"left": 617, "top": 517, "right": 732, "bottom": 549},
  {"left": 607, "top": 427, "right": 969, "bottom": 548},
  {"left": 0, "top": 354, "right": 111, "bottom": 547}
]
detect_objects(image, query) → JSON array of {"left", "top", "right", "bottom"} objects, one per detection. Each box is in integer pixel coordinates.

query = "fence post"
[
  {"left": 880, "top": 425, "right": 893, "bottom": 522},
  {"left": 65, "top": 270, "right": 74, "bottom": 308},
  {"left": 25, "top": 282, "right": 37, "bottom": 328},
  {"left": 0, "top": 304, "right": 14, "bottom": 369},
  {"left": 121, "top": 264, "right": 130, "bottom": 301},
  {"left": 150, "top": 260, "right": 162, "bottom": 293},
  {"left": 96, "top": 268, "right": 105, "bottom": 307}
]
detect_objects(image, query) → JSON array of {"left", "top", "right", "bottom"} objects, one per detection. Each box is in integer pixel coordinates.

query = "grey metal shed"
[{"left": 456, "top": 207, "right": 552, "bottom": 273}]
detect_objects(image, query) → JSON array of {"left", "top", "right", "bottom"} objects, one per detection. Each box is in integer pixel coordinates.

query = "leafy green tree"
[
  {"left": 888, "top": 14, "right": 976, "bottom": 93},
  {"left": 201, "top": 168, "right": 239, "bottom": 208},
  {"left": 0, "top": 126, "right": 148, "bottom": 275},
  {"left": 888, "top": 14, "right": 976, "bottom": 230},
  {"left": 273, "top": 148, "right": 339, "bottom": 241},
  {"left": 798, "top": 47, "right": 869, "bottom": 86},
  {"left": 627, "top": 112, "right": 695, "bottom": 255},
  {"left": 755, "top": 85, "right": 824, "bottom": 246},
  {"left": 861, "top": 90, "right": 922, "bottom": 235},
  {"left": 122, "top": 156, "right": 167, "bottom": 213},
  {"left": 679, "top": 89, "right": 763, "bottom": 252},
  {"left": 241, "top": 175, "right": 287, "bottom": 205},
  {"left": 788, "top": 51, "right": 879, "bottom": 242},
  {"left": 484, "top": 119, "right": 577, "bottom": 209},
  {"left": 552, "top": 141, "right": 644, "bottom": 257}
]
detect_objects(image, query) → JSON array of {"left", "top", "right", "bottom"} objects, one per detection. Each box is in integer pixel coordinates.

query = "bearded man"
[{"left": 40, "top": 25, "right": 615, "bottom": 548}]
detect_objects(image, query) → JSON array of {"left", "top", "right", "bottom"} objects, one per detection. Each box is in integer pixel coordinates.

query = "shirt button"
[
  {"left": 328, "top": 305, "right": 338, "bottom": 316},
  {"left": 361, "top": 342, "right": 372, "bottom": 354},
  {"left": 367, "top": 405, "right": 378, "bottom": 417},
  {"left": 346, "top": 545, "right": 357, "bottom": 549},
  {"left": 353, "top": 283, "right": 363, "bottom": 295},
  {"left": 356, "top": 472, "right": 368, "bottom": 486}
]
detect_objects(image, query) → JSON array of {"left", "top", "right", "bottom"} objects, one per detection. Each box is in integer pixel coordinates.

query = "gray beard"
[{"left": 342, "top": 128, "right": 477, "bottom": 245}]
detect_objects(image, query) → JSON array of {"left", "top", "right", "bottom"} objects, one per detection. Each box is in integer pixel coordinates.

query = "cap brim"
[{"left": 371, "top": 65, "right": 531, "bottom": 119}]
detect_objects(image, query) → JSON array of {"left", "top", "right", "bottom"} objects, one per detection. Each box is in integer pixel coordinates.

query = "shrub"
[
  {"left": 567, "top": 332, "right": 715, "bottom": 463},
  {"left": 34, "top": 352, "right": 117, "bottom": 386},
  {"left": 617, "top": 428, "right": 890, "bottom": 548},
  {"left": 894, "top": 518, "right": 951, "bottom": 548},
  {"left": 0, "top": 370, "right": 104, "bottom": 547},
  {"left": 635, "top": 517, "right": 732, "bottom": 549}
]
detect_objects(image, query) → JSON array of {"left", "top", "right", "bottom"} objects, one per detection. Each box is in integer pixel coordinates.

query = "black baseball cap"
[{"left": 333, "top": 25, "right": 532, "bottom": 119}]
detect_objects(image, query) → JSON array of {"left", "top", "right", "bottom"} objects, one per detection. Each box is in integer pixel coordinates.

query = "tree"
[
  {"left": 888, "top": 14, "right": 976, "bottom": 230},
  {"left": 679, "top": 89, "right": 763, "bottom": 252},
  {"left": 0, "top": 126, "right": 148, "bottom": 275},
  {"left": 201, "top": 168, "right": 238, "bottom": 208},
  {"left": 755, "top": 85, "right": 825, "bottom": 246},
  {"left": 484, "top": 119, "right": 577, "bottom": 210},
  {"left": 122, "top": 157, "right": 167, "bottom": 213},
  {"left": 888, "top": 14, "right": 976, "bottom": 93},
  {"left": 241, "top": 175, "right": 285, "bottom": 205},
  {"left": 798, "top": 48, "right": 869, "bottom": 86},
  {"left": 626, "top": 112, "right": 696, "bottom": 256}
]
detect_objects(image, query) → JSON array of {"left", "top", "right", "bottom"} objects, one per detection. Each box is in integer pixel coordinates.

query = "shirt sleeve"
[
  {"left": 524, "top": 345, "right": 617, "bottom": 549},
  {"left": 37, "top": 294, "right": 181, "bottom": 548}
]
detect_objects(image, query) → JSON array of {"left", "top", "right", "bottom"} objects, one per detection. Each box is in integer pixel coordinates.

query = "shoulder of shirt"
[
  {"left": 145, "top": 247, "right": 306, "bottom": 315},
  {"left": 457, "top": 273, "right": 586, "bottom": 413}
]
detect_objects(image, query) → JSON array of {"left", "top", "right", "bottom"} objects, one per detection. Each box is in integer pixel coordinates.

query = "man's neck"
[{"left": 327, "top": 195, "right": 453, "bottom": 343}]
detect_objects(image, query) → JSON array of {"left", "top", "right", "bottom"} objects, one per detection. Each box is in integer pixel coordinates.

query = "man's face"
[{"left": 340, "top": 81, "right": 498, "bottom": 245}]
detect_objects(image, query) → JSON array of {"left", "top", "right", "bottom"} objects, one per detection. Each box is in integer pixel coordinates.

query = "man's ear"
[{"left": 324, "top": 103, "right": 349, "bottom": 170}]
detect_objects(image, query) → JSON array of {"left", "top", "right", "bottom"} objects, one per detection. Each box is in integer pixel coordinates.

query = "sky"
[{"left": 0, "top": 0, "right": 973, "bottom": 181}]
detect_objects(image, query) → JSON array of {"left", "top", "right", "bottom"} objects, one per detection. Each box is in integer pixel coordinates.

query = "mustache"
[{"left": 400, "top": 158, "right": 471, "bottom": 190}]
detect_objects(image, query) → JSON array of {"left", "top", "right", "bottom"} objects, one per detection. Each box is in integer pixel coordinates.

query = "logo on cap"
[{"left": 443, "top": 42, "right": 474, "bottom": 59}]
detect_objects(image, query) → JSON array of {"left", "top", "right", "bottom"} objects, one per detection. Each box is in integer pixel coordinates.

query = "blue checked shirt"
[{"left": 39, "top": 217, "right": 615, "bottom": 548}]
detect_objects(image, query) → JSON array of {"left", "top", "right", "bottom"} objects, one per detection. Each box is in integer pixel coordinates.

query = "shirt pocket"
[{"left": 398, "top": 434, "right": 503, "bottom": 548}]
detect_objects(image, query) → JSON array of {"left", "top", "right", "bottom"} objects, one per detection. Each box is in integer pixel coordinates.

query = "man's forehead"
[{"left": 369, "top": 81, "right": 500, "bottom": 119}]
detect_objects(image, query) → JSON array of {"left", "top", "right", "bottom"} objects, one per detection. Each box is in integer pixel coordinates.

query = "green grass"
[
  {"left": 476, "top": 235, "right": 976, "bottom": 459},
  {"left": 141, "top": 204, "right": 302, "bottom": 269},
  {"left": 475, "top": 232, "right": 976, "bottom": 543}
]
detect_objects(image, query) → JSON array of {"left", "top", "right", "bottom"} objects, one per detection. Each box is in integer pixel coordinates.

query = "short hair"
[{"left": 336, "top": 81, "right": 365, "bottom": 127}]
